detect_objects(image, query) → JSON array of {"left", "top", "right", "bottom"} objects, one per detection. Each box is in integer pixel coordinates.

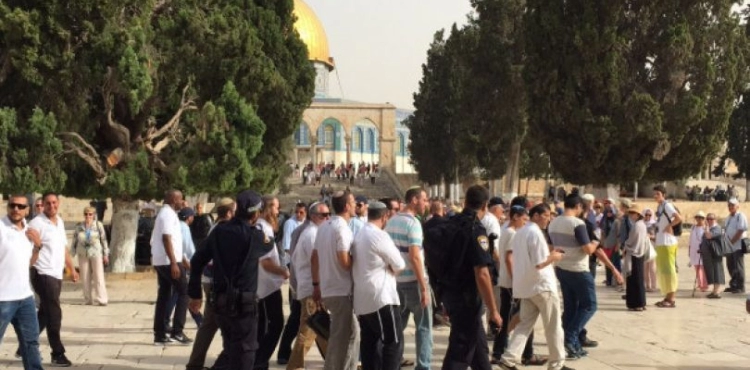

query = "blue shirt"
[{"left": 181, "top": 221, "right": 196, "bottom": 260}]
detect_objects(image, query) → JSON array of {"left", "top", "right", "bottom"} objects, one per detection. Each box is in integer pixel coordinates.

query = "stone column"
[
  {"left": 345, "top": 134, "right": 352, "bottom": 165},
  {"left": 311, "top": 135, "right": 318, "bottom": 167}
]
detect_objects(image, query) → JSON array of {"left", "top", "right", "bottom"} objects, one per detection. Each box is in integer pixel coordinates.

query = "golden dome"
[{"left": 293, "top": 0, "right": 335, "bottom": 71}]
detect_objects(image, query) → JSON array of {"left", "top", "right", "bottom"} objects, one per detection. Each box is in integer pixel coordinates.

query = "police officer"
[
  {"left": 440, "top": 185, "right": 502, "bottom": 370},
  {"left": 188, "top": 190, "right": 276, "bottom": 369}
]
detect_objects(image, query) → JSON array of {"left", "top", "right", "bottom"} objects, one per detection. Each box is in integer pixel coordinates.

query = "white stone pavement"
[{"left": 1, "top": 257, "right": 750, "bottom": 370}]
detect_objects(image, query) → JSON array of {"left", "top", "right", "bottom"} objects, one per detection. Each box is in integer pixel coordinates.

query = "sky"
[{"left": 305, "top": 0, "right": 473, "bottom": 109}]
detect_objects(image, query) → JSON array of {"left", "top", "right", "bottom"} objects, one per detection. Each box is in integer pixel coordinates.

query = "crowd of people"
[
  {"left": 298, "top": 162, "right": 381, "bottom": 187},
  {"left": 1, "top": 183, "right": 748, "bottom": 370}
]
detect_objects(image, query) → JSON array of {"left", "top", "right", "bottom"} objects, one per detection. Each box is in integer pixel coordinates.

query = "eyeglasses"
[
  {"left": 8, "top": 203, "right": 28, "bottom": 210},
  {"left": 316, "top": 212, "right": 331, "bottom": 218},
  {"left": 84, "top": 213, "right": 94, "bottom": 216}
]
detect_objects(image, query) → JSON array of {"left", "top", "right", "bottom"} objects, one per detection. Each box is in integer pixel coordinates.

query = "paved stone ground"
[{"left": 1, "top": 257, "right": 749, "bottom": 370}]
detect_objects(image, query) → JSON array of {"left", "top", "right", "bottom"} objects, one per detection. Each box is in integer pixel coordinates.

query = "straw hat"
[
  {"left": 694, "top": 211, "right": 706, "bottom": 219},
  {"left": 627, "top": 203, "right": 643, "bottom": 215}
]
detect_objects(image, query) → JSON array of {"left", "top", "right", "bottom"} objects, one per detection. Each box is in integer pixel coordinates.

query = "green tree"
[
  {"left": 722, "top": 93, "right": 750, "bottom": 199},
  {"left": 408, "top": 27, "right": 477, "bottom": 186},
  {"left": 525, "top": 1, "right": 746, "bottom": 185},
  {"left": 0, "top": 0, "right": 314, "bottom": 271}
]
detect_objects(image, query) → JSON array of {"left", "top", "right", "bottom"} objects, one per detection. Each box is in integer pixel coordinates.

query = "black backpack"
[
  {"left": 660, "top": 202, "right": 683, "bottom": 237},
  {"left": 423, "top": 214, "right": 475, "bottom": 293}
]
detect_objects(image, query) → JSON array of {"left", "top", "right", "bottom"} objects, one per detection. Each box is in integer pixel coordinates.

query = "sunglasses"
[
  {"left": 316, "top": 212, "right": 331, "bottom": 218},
  {"left": 9, "top": 203, "right": 29, "bottom": 210}
]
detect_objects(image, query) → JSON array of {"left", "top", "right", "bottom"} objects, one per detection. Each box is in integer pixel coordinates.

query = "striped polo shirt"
[
  {"left": 547, "top": 215, "right": 591, "bottom": 272},
  {"left": 385, "top": 212, "right": 424, "bottom": 283}
]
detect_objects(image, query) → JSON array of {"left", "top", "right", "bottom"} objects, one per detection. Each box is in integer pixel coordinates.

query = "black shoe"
[
  {"left": 560, "top": 366, "right": 576, "bottom": 370},
  {"left": 50, "top": 353, "right": 72, "bottom": 367},
  {"left": 170, "top": 332, "right": 193, "bottom": 345},
  {"left": 154, "top": 335, "right": 173, "bottom": 345},
  {"left": 724, "top": 287, "right": 736, "bottom": 293},
  {"left": 277, "top": 358, "right": 289, "bottom": 365},
  {"left": 580, "top": 338, "right": 599, "bottom": 348},
  {"left": 14, "top": 349, "right": 21, "bottom": 359},
  {"left": 577, "top": 348, "right": 589, "bottom": 357}
]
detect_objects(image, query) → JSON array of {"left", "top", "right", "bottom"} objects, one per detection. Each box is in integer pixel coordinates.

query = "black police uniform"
[
  {"left": 189, "top": 218, "right": 274, "bottom": 370},
  {"left": 440, "top": 209, "right": 494, "bottom": 370}
]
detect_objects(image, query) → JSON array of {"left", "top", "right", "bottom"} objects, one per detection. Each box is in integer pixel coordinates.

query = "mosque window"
[
  {"left": 366, "top": 129, "right": 376, "bottom": 153},
  {"left": 295, "top": 123, "right": 310, "bottom": 146},
  {"left": 353, "top": 128, "right": 363, "bottom": 151},
  {"left": 398, "top": 133, "right": 406, "bottom": 156},
  {"left": 324, "top": 125, "right": 334, "bottom": 148}
]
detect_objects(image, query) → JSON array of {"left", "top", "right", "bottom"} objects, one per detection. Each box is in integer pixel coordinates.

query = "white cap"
[{"left": 582, "top": 194, "right": 595, "bottom": 202}]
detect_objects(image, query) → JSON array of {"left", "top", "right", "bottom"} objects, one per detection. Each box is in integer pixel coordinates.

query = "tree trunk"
[
  {"left": 504, "top": 141, "right": 521, "bottom": 197},
  {"left": 110, "top": 199, "right": 140, "bottom": 273},
  {"left": 591, "top": 184, "right": 620, "bottom": 201},
  {"left": 746, "top": 179, "right": 750, "bottom": 202}
]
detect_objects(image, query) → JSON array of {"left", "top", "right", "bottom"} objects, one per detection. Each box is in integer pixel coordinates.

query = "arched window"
[
  {"left": 324, "top": 125, "right": 334, "bottom": 149},
  {"left": 365, "top": 129, "right": 376, "bottom": 153},
  {"left": 294, "top": 123, "right": 310, "bottom": 146},
  {"left": 353, "top": 128, "right": 363, "bottom": 151}
]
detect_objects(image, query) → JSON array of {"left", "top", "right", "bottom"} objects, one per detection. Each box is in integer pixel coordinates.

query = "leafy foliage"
[
  {"left": 525, "top": 0, "right": 747, "bottom": 184},
  {"left": 0, "top": 0, "right": 315, "bottom": 198}
]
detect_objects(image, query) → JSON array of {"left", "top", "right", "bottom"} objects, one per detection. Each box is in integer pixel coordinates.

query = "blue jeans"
[
  {"left": 0, "top": 296, "right": 43, "bottom": 370},
  {"left": 555, "top": 268, "right": 597, "bottom": 351},
  {"left": 397, "top": 281, "right": 432, "bottom": 370}
]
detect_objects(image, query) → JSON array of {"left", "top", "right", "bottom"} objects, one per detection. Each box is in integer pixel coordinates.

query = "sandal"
[
  {"left": 707, "top": 293, "right": 721, "bottom": 299},
  {"left": 400, "top": 359, "right": 415, "bottom": 367},
  {"left": 522, "top": 355, "right": 548, "bottom": 366},
  {"left": 655, "top": 300, "right": 676, "bottom": 308}
]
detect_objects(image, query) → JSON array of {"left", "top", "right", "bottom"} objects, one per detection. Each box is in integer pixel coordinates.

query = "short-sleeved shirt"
[
  {"left": 0, "top": 217, "right": 34, "bottom": 301},
  {"left": 282, "top": 217, "right": 304, "bottom": 252},
  {"left": 30, "top": 213, "right": 68, "bottom": 279},
  {"left": 385, "top": 212, "right": 425, "bottom": 283},
  {"left": 349, "top": 217, "right": 365, "bottom": 237},
  {"left": 314, "top": 215, "right": 354, "bottom": 298},
  {"left": 511, "top": 222, "right": 558, "bottom": 298},
  {"left": 655, "top": 202, "right": 679, "bottom": 246},
  {"left": 496, "top": 226, "right": 516, "bottom": 288},
  {"left": 150, "top": 206, "right": 183, "bottom": 266},
  {"left": 548, "top": 215, "right": 591, "bottom": 272},
  {"left": 256, "top": 218, "right": 284, "bottom": 299},
  {"left": 445, "top": 210, "right": 493, "bottom": 292},
  {"left": 352, "top": 223, "right": 405, "bottom": 315},
  {"left": 725, "top": 211, "right": 748, "bottom": 251},
  {"left": 292, "top": 224, "right": 318, "bottom": 300}
]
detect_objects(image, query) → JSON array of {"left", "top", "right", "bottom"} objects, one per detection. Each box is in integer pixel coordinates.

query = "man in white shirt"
[
  {"left": 352, "top": 201, "right": 406, "bottom": 370},
  {"left": 28, "top": 192, "right": 78, "bottom": 367},
  {"left": 0, "top": 195, "right": 44, "bottom": 370},
  {"left": 311, "top": 190, "right": 360, "bottom": 370},
  {"left": 725, "top": 198, "right": 747, "bottom": 293},
  {"left": 151, "top": 189, "right": 191, "bottom": 345},
  {"left": 497, "top": 203, "right": 570, "bottom": 370},
  {"left": 287, "top": 203, "right": 330, "bottom": 370}
]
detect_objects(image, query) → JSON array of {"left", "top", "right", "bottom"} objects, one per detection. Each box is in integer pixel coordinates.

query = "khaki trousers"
[
  {"left": 78, "top": 255, "right": 108, "bottom": 305},
  {"left": 286, "top": 296, "right": 328, "bottom": 370},
  {"left": 501, "top": 291, "right": 565, "bottom": 370}
]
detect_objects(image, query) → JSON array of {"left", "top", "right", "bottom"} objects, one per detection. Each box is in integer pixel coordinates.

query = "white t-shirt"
[
  {"left": 725, "top": 211, "right": 748, "bottom": 251},
  {"left": 496, "top": 226, "right": 516, "bottom": 288},
  {"left": 314, "top": 215, "right": 354, "bottom": 298},
  {"left": 511, "top": 223, "right": 558, "bottom": 299},
  {"left": 150, "top": 206, "right": 183, "bottom": 266},
  {"left": 292, "top": 224, "right": 319, "bottom": 300},
  {"left": 256, "top": 218, "right": 285, "bottom": 299},
  {"left": 352, "top": 223, "right": 405, "bottom": 315},
  {"left": 30, "top": 213, "right": 68, "bottom": 279},
  {"left": 0, "top": 217, "right": 34, "bottom": 301},
  {"left": 481, "top": 212, "right": 502, "bottom": 257},
  {"left": 655, "top": 202, "right": 679, "bottom": 246}
]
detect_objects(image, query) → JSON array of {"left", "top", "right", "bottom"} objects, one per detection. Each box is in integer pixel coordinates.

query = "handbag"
[
  {"left": 306, "top": 309, "right": 331, "bottom": 340},
  {"left": 644, "top": 241, "right": 657, "bottom": 262},
  {"left": 719, "top": 233, "right": 736, "bottom": 256},
  {"left": 742, "top": 238, "right": 750, "bottom": 254}
]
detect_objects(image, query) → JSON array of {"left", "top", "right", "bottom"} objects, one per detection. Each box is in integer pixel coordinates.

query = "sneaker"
[
  {"left": 580, "top": 338, "right": 599, "bottom": 348},
  {"left": 154, "top": 335, "right": 173, "bottom": 345},
  {"left": 564, "top": 345, "right": 580, "bottom": 361},
  {"left": 50, "top": 353, "right": 72, "bottom": 367},
  {"left": 577, "top": 348, "right": 589, "bottom": 357},
  {"left": 495, "top": 362, "right": 519, "bottom": 370},
  {"left": 170, "top": 332, "right": 193, "bottom": 345}
]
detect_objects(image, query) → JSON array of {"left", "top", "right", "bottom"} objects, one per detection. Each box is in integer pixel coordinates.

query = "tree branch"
[
  {"left": 59, "top": 132, "right": 107, "bottom": 184},
  {"left": 101, "top": 67, "right": 132, "bottom": 149},
  {"left": 144, "top": 83, "right": 197, "bottom": 155}
]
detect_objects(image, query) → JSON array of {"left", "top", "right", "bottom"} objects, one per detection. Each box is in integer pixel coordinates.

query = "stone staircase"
[{"left": 277, "top": 169, "right": 402, "bottom": 210}]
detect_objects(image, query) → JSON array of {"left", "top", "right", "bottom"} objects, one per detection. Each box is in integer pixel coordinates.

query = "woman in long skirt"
[
  {"left": 700, "top": 213, "right": 725, "bottom": 298},
  {"left": 623, "top": 204, "right": 648, "bottom": 311}
]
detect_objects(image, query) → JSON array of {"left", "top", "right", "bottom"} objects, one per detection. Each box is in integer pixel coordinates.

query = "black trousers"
[
  {"left": 277, "top": 289, "right": 301, "bottom": 361},
  {"left": 254, "top": 289, "right": 284, "bottom": 370},
  {"left": 359, "top": 305, "right": 403, "bottom": 370},
  {"left": 726, "top": 250, "right": 745, "bottom": 291},
  {"left": 626, "top": 256, "right": 646, "bottom": 309},
  {"left": 30, "top": 268, "right": 65, "bottom": 355},
  {"left": 153, "top": 265, "right": 188, "bottom": 337},
  {"left": 492, "top": 287, "right": 533, "bottom": 360},
  {"left": 217, "top": 299, "right": 259, "bottom": 370},
  {"left": 441, "top": 292, "right": 491, "bottom": 370}
]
